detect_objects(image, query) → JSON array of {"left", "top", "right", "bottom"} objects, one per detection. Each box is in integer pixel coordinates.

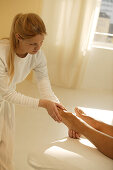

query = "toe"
[{"left": 74, "top": 107, "right": 78, "bottom": 112}]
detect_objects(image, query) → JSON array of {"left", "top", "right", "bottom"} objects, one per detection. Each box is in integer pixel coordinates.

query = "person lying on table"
[{"left": 58, "top": 107, "right": 113, "bottom": 159}]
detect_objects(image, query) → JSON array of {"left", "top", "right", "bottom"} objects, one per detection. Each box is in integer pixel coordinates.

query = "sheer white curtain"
[{"left": 41, "top": 0, "right": 100, "bottom": 88}]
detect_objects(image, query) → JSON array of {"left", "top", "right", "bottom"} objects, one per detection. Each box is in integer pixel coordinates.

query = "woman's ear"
[{"left": 15, "top": 33, "right": 23, "bottom": 41}]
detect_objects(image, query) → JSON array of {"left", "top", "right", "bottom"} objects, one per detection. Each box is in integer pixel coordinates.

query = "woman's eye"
[{"left": 29, "top": 42, "right": 43, "bottom": 46}]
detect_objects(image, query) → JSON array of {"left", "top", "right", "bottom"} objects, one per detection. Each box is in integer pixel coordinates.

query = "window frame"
[{"left": 92, "top": 0, "right": 113, "bottom": 50}]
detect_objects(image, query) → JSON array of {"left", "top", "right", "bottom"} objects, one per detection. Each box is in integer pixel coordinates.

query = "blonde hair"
[{"left": 8, "top": 13, "right": 46, "bottom": 83}]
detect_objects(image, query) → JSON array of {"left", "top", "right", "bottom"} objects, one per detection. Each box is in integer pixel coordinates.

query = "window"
[{"left": 92, "top": 0, "right": 113, "bottom": 50}]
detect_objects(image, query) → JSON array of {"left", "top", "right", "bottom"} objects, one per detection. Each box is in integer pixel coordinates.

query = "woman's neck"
[
  {"left": 16, "top": 51, "right": 28, "bottom": 58},
  {"left": 15, "top": 46, "right": 28, "bottom": 58}
]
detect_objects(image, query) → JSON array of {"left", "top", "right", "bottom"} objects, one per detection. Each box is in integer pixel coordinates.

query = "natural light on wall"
[
  {"left": 55, "top": 1, "right": 65, "bottom": 46},
  {"left": 92, "top": 0, "right": 113, "bottom": 50},
  {"left": 55, "top": 0, "right": 75, "bottom": 46},
  {"left": 87, "top": 0, "right": 101, "bottom": 50}
]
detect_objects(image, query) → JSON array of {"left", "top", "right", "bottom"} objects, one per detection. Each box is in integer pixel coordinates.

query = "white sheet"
[
  {"left": 28, "top": 107, "right": 113, "bottom": 170},
  {"left": 28, "top": 137, "right": 113, "bottom": 170}
]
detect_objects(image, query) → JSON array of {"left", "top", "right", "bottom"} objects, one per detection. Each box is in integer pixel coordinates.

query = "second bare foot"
[{"left": 75, "top": 107, "right": 86, "bottom": 118}]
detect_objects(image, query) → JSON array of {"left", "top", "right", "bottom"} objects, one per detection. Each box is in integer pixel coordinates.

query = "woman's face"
[{"left": 17, "top": 34, "right": 45, "bottom": 55}]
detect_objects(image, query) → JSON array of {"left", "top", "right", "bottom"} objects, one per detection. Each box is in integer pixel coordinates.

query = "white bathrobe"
[{"left": 0, "top": 39, "right": 59, "bottom": 169}]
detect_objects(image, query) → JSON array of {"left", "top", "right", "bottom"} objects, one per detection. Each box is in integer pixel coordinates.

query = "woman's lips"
[{"left": 32, "top": 50, "right": 37, "bottom": 53}]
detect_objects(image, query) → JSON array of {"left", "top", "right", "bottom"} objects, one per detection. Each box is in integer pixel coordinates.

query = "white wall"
[
  {"left": 33, "top": 47, "right": 113, "bottom": 93},
  {"left": 79, "top": 47, "right": 113, "bottom": 92},
  {"left": 0, "top": 0, "right": 42, "bottom": 38}
]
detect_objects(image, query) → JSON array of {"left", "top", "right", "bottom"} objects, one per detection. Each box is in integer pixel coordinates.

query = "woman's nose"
[
  {"left": 34, "top": 46, "right": 40, "bottom": 51},
  {"left": 35, "top": 43, "right": 42, "bottom": 50}
]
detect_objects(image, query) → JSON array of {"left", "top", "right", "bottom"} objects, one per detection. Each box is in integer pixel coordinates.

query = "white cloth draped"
[{"left": 41, "top": 0, "right": 101, "bottom": 88}]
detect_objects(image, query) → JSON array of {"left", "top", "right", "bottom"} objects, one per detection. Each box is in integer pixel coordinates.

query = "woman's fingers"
[
  {"left": 48, "top": 105, "right": 62, "bottom": 122},
  {"left": 55, "top": 102, "right": 67, "bottom": 122},
  {"left": 56, "top": 103, "right": 67, "bottom": 111},
  {"left": 68, "top": 129, "right": 80, "bottom": 139},
  {"left": 75, "top": 132, "right": 80, "bottom": 139},
  {"left": 51, "top": 113, "right": 59, "bottom": 122},
  {"left": 39, "top": 99, "right": 66, "bottom": 122},
  {"left": 68, "top": 129, "right": 73, "bottom": 138},
  {"left": 54, "top": 105, "right": 62, "bottom": 122},
  {"left": 73, "top": 130, "right": 76, "bottom": 139}
]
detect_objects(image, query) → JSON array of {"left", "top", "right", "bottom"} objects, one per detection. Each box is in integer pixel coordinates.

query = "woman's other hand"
[{"left": 68, "top": 129, "right": 80, "bottom": 139}]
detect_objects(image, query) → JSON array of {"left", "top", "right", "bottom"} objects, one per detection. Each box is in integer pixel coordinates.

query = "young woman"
[
  {"left": 58, "top": 107, "right": 113, "bottom": 159},
  {"left": 0, "top": 13, "right": 65, "bottom": 170}
]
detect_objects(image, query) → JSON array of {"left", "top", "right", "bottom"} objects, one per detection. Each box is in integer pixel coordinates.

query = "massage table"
[{"left": 28, "top": 107, "right": 113, "bottom": 170}]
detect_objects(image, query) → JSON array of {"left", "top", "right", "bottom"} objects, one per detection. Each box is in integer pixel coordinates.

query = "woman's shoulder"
[
  {"left": 0, "top": 39, "right": 10, "bottom": 52},
  {"left": 35, "top": 49, "right": 46, "bottom": 60},
  {"left": 33, "top": 49, "right": 47, "bottom": 66},
  {"left": 0, "top": 39, "right": 10, "bottom": 64},
  {"left": 0, "top": 38, "right": 9, "bottom": 45}
]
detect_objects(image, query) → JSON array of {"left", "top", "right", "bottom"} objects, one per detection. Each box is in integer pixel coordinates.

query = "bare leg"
[
  {"left": 58, "top": 108, "right": 113, "bottom": 159},
  {"left": 75, "top": 107, "right": 113, "bottom": 137}
]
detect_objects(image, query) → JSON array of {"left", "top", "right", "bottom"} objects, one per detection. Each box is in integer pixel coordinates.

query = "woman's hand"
[
  {"left": 68, "top": 129, "right": 80, "bottom": 139},
  {"left": 38, "top": 99, "right": 65, "bottom": 122}
]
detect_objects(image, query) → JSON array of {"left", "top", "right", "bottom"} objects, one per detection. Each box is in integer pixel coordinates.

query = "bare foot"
[
  {"left": 57, "top": 108, "right": 82, "bottom": 135},
  {"left": 75, "top": 107, "right": 99, "bottom": 130},
  {"left": 75, "top": 107, "right": 86, "bottom": 118}
]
